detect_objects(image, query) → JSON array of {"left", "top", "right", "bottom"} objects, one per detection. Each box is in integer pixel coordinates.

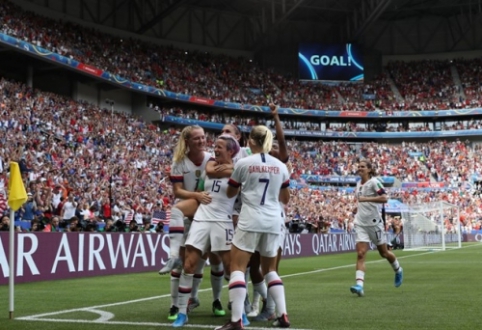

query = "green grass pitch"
[{"left": 1, "top": 243, "right": 481, "bottom": 330}]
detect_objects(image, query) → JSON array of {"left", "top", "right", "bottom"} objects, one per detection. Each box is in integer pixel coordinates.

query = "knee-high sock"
[
  {"left": 252, "top": 280, "right": 268, "bottom": 301},
  {"left": 191, "top": 258, "right": 206, "bottom": 299},
  {"left": 229, "top": 270, "right": 246, "bottom": 322},
  {"left": 265, "top": 271, "right": 287, "bottom": 317},
  {"left": 168, "top": 208, "right": 184, "bottom": 259},
  {"left": 178, "top": 272, "right": 194, "bottom": 315},
  {"left": 170, "top": 268, "right": 181, "bottom": 307},
  {"left": 210, "top": 262, "right": 224, "bottom": 301}
]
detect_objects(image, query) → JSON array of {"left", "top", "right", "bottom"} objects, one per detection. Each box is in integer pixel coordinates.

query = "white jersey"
[
  {"left": 228, "top": 153, "right": 290, "bottom": 233},
  {"left": 232, "top": 147, "right": 251, "bottom": 214},
  {"left": 233, "top": 147, "right": 252, "bottom": 164},
  {"left": 170, "top": 151, "right": 211, "bottom": 193},
  {"left": 194, "top": 171, "right": 236, "bottom": 222},
  {"left": 354, "top": 177, "right": 387, "bottom": 226}
]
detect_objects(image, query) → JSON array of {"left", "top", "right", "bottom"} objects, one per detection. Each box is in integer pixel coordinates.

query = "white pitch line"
[
  {"left": 17, "top": 317, "right": 313, "bottom": 330},
  {"left": 16, "top": 243, "right": 481, "bottom": 327}
]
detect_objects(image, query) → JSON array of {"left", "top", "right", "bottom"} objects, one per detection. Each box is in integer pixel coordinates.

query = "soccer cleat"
[
  {"left": 212, "top": 299, "right": 226, "bottom": 316},
  {"left": 172, "top": 313, "right": 188, "bottom": 327},
  {"left": 350, "top": 284, "right": 364, "bottom": 297},
  {"left": 395, "top": 267, "right": 404, "bottom": 287},
  {"left": 247, "top": 301, "right": 259, "bottom": 317},
  {"left": 214, "top": 319, "right": 243, "bottom": 330},
  {"left": 167, "top": 305, "right": 179, "bottom": 321},
  {"left": 187, "top": 297, "right": 200, "bottom": 313},
  {"left": 159, "top": 258, "right": 182, "bottom": 275},
  {"left": 242, "top": 313, "right": 250, "bottom": 326},
  {"left": 253, "top": 299, "right": 275, "bottom": 321},
  {"left": 272, "top": 314, "right": 291, "bottom": 328}
]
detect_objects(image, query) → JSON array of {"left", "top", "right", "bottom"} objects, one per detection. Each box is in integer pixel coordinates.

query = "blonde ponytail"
[
  {"left": 249, "top": 125, "right": 273, "bottom": 153},
  {"left": 262, "top": 129, "right": 273, "bottom": 153},
  {"left": 173, "top": 125, "right": 202, "bottom": 162}
]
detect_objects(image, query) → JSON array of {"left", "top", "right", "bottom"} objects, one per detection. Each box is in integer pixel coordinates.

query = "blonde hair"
[
  {"left": 173, "top": 125, "right": 203, "bottom": 162},
  {"left": 249, "top": 125, "right": 273, "bottom": 153}
]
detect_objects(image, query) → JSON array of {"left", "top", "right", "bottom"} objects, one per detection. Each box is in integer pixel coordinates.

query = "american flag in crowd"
[
  {"left": 124, "top": 211, "right": 134, "bottom": 225},
  {"left": 151, "top": 209, "right": 170, "bottom": 225},
  {"left": 0, "top": 192, "right": 6, "bottom": 215}
]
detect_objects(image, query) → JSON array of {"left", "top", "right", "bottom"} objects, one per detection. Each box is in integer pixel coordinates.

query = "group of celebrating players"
[
  {"left": 159, "top": 104, "right": 290, "bottom": 330},
  {"left": 158, "top": 104, "right": 404, "bottom": 330}
]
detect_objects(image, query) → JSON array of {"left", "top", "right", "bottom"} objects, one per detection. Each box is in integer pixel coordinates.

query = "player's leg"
[
  {"left": 259, "top": 233, "right": 290, "bottom": 328},
  {"left": 208, "top": 252, "right": 226, "bottom": 316},
  {"left": 172, "top": 245, "right": 202, "bottom": 327},
  {"left": 215, "top": 229, "right": 252, "bottom": 330},
  {"left": 159, "top": 199, "right": 199, "bottom": 274},
  {"left": 210, "top": 221, "right": 234, "bottom": 317},
  {"left": 374, "top": 223, "right": 403, "bottom": 288},
  {"left": 250, "top": 252, "right": 271, "bottom": 320},
  {"left": 172, "top": 221, "right": 210, "bottom": 327},
  {"left": 350, "top": 224, "right": 370, "bottom": 297}
]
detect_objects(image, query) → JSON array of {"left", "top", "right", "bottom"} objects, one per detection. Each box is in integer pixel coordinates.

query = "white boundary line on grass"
[{"left": 16, "top": 243, "right": 481, "bottom": 329}]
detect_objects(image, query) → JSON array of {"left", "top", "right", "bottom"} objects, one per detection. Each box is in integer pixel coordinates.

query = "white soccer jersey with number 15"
[
  {"left": 194, "top": 170, "right": 237, "bottom": 222},
  {"left": 170, "top": 151, "right": 211, "bottom": 193},
  {"left": 228, "top": 153, "right": 290, "bottom": 233}
]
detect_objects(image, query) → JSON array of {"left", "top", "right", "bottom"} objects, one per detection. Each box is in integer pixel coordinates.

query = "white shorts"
[
  {"left": 232, "top": 228, "right": 280, "bottom": 258},
  {"left": 354, "top": 221, "right": 386, "bottom": 246},
  {"left": 279, "top": 223, "right": 288, "bottom": 249},
  {"left": 180, "top": 217, "right": 192, "bottom": 248},
  {"left": 185, "top": 220, "right": 234, "bottom": 254}
]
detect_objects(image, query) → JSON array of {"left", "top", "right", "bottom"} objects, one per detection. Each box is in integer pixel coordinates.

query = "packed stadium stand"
[{"left": 0, "top": 0, "right": 480, "bottom": 236}]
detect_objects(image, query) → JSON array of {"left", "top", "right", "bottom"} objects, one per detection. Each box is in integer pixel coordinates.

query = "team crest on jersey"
[{"left": 195, "top": 170, "right": 201, "bottom": 177}]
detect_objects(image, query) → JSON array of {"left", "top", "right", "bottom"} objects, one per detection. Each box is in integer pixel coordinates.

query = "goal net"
[{"left": 401, "top": 201, "right": 461, "bottom": 251}]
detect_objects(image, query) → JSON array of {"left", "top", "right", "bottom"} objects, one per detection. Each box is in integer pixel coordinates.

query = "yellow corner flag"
[{"left": 8, "top": 162, "right": 27, "bottom": 211}]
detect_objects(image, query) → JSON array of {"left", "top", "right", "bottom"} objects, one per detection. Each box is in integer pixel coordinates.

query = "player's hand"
[
  {"left": 214, "top": 164, "right": 233, "bottom": 172},
  {"left": 269, "top": 103, "right": 279, "bottom": 117},
  {"left": 196, "top": 191, "right": 212, "bottom": 205}
]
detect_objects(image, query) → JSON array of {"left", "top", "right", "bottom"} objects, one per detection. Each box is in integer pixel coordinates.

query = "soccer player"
[
  {"left": 162, "top": 125, "right": 212, "bottom": 321},
  {"left": 172, "top": 135, "right": 240, "bottom": 327},
  {"left": 216, "top": 125, "right": 291, "bottom": 330},
  {"left": 251, "top": 104, "right": 291, "bottom": 321},
  {"left": 350, "top": 159, "right": 404, "bottom": 297}
]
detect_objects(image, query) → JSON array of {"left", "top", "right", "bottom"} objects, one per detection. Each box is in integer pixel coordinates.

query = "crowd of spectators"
[
  {"left": 0, "top": 0, "right": 481, "bottom": 112},
  {"left": 0, "top": 0, "right": 482, "bottom": 235},
  {"left": 163, "top": 107, "right": 482, "bottom": 134},
  {"left": 0, "top": 76, "right": 479, "bottom": 235}
]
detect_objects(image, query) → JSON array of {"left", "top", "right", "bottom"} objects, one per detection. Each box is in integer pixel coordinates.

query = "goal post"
[{"left": 401, "top": 201, "right": 462, "bottom": 251}]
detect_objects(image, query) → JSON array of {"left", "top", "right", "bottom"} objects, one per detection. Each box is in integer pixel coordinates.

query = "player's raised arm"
[{"left": 269, "top": 103, "right": 289, "bottom": 163}]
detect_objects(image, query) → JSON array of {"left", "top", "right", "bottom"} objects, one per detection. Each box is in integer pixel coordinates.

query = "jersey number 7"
[{"left": 259, "top": 178, "right": 270, "bottom": 205}]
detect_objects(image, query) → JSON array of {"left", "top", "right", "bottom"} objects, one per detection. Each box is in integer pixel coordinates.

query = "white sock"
[
  {"left": 210, "top": 262, "right": 224, "bottom": 301},
  {"left": 191, "top": 258, "right": 206, "bottom": 299},
  {"left": 253, "top": 281, "right": 267, "bottom": 300},
  {"left": 168, "top": 208, "right": 184, "bottom": 259},
  {"left": 170, "top": 268, "right": 181, "bottom": 307},
  {"left": 356, "top": 270, "right": 365, "bottom": 287},
  {"left": 178, "top": 272, "right": 194, "bottom": 314},
  {"left": 229, "top": 270, "right": 246, "bottom": 322},
  {"left": 252, "top": 290, "right": 261, "bottom": 309},
  {"left": 265, "top": 271, "right": 287, "bottom": 317},
  {"left": 391, "top": 260, "right": 401, "bottom": 272}
]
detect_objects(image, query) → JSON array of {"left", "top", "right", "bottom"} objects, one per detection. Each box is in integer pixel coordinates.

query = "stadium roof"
[{"left": 17, "top": 0, "right": 482, "bottom": 54}]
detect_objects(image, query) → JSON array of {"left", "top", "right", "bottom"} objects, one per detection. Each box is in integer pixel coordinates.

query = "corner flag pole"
[{"left": 7, "top": 162, "right": 27, "bottom": 320}]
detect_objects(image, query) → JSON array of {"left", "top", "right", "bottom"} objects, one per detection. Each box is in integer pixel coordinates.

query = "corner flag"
[
  {"left": 7, "top": 162, "right": 27, "bottom": 319},
  {"left": 7, "top": 162, "right": 27, "bottom": 211}
]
